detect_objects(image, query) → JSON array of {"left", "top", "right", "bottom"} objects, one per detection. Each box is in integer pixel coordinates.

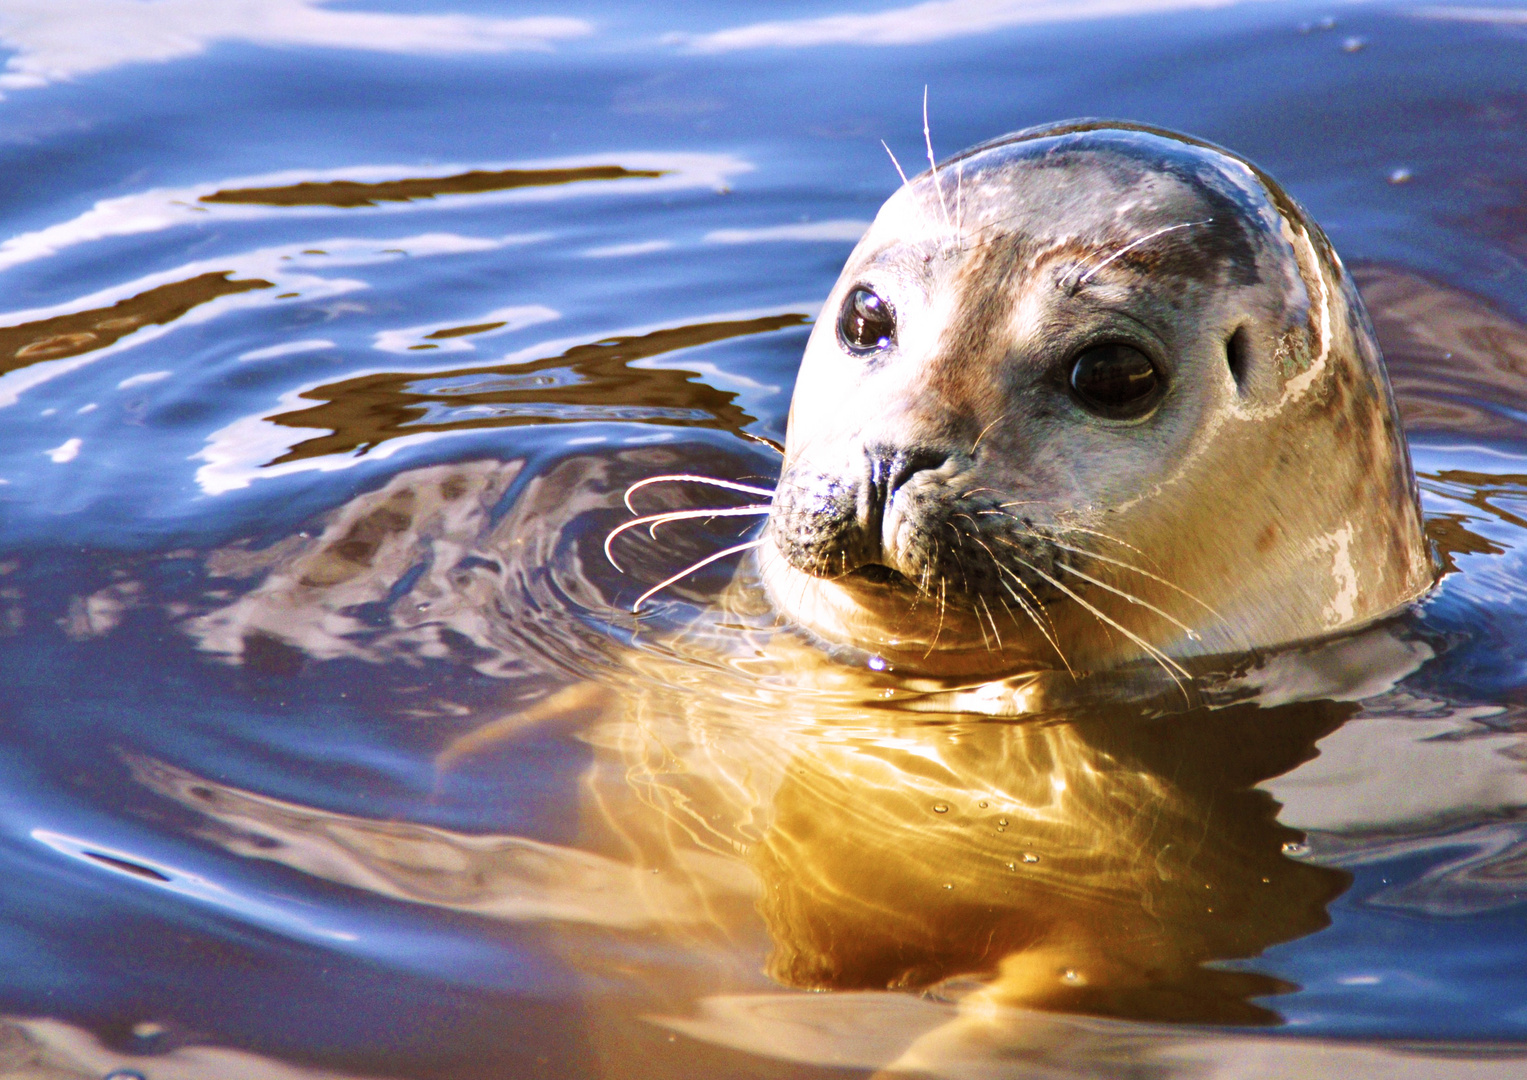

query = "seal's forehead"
[
  {"left": 854, "top": 123, "right": 1296, "bottom": 294},
  {"left": 867, "top": 124, "right": 1283, "bottom": 246},
  {"left": 956, "top": 125, "right": 1271, "bottom": 217}
]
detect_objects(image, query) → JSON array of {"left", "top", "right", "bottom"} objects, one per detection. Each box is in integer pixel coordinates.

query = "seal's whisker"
[
  {"left": 1042, "top": 522, "right": 1153, "bottom": 561},
  {"left": 603, "top": 505, "right": 771, "bottom": 572},
  {"left": 1075, "top": 218, "right": 1214, "bottom": 286},
  {"left": 1028, "top": 535, "right": 1224, "bottom": 621},
  {"left": 978, "top": 595, "right": 1003, "bottom": 651},
  {"left": 991, "top": 537, "right": 1192, "bottom": 691},
  {"left": 1051, "top": 560, "right": 1201, "bottom": 641},
  {"left": 925, "top": 576, "right": 948, "bottom": 658},
  {"left": 623, "top": 474, "right": 775, "bottom": 513},
  {"left": 995, "top": 572, "right": 1074, "bottom": 675},
  {"left": 881, "top": 139, "right": 910, "bottom": 188},
  {"left": 955, "top": 157, "right": 965, "bottom": 233},
  {"left": 631, "top": 539, "right": 766, "bottom": 614},
  {"left": 922, "top": 86, "right": 953, "bottom": 231},
  {"left": 991, "top": 508, "right": 1153, "bottom": 561},
  {"left": 961, "top": 529, "right": 1059, "bottom": 637},
  {"left": 954, "top": 526, "right": 1072, "bottom": 670},
  {"left": 969, "top": 414, "right": 1007, "bottom": 456}
]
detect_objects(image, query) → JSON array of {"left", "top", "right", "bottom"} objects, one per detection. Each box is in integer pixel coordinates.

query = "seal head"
[{"left": 761, "top": 120, "right": 1433, "bottom": 677}]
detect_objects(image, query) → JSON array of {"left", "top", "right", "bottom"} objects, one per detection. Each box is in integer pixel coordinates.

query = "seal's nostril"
[
  {"left": 861, "top": 444, "right": 951, "bottom": 545},
  {"left": 885, "top": 447, "right": 950, "bottom": 498}
]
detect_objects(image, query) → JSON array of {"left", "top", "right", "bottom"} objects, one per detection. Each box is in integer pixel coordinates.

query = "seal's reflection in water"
[
  {"left": 751, "top": 700, "right": 1351, "bottom": 1025},
  {"left": 182, "top": 454, "right": 1366, "bottom": 1070}
]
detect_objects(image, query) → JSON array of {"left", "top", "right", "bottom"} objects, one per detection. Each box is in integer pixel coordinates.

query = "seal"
[{"left": 760, "top": 119, "right": 1435, "bottom": 679}]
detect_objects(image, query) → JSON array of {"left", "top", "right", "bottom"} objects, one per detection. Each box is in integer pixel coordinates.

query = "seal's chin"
[{"left": 754, "top": 541, "right": 1056, "bottom": 677}]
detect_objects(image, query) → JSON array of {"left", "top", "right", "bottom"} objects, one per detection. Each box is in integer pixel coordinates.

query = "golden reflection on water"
[
  {"left": 748, "top": 702, "right": 1350, "bottom": 1024},
  {"left": 134, "top": 429, "right": 1527, "bottom": 1073},
  {"left": 173, "top": 452, "right": 1370, "bottom": 1036}
]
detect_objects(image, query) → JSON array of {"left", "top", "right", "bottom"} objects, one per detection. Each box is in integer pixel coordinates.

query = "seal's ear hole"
[{"left": 1226, "top": 325, "right": 1251, "bottom": 391}]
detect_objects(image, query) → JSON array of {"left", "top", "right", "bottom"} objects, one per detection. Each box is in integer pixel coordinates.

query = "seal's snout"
[
  {"left": 863, "top": 443, "right": 949, "bottom": 560},
  {"left": 768, "top": 442, "right": 959, "bottom": 585}
]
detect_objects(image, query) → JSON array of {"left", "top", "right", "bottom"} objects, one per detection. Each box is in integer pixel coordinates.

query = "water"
[{"left": 1, "top": 2, "right": 1527, "bottom": 1077}]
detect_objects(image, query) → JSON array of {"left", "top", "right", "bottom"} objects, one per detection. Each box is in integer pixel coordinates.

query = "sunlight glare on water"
[{"left": 1, "top": 2, "right": 1527, "bottom": 1078}]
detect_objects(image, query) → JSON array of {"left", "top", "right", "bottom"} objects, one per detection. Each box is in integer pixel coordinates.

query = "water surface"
[{"left": 2, "top": 2, "right": 1527, "bottom": 1077}]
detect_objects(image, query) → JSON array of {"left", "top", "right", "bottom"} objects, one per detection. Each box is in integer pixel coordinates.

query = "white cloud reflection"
[
  {"left": 0, "top": 153, "right": 750, "bottom": 275},
  {"left": 704, "top": 219, "right": 869, "bottom": 244},
  {"left": 1416, "top": 7, "right": 1527, "bottom": 24},
  {"left": 0, "top": 0, "right": 592, "bottom": 92},
  {"left": 673, "top": 0, "right": 1247, "bottom": 51}
]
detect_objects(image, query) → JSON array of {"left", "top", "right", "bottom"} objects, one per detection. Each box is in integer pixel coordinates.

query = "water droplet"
[
  {"left": 1022, "top": 853, "right": 1039, "bottom": 863},
  {"left": 1006, "top": 862, "right": 1016, "bottom": 871},
  {"left": 1341, "top": 35, "right": 1367, "bottom": 52},
  {"left": 879, "top": 688, "right": 894, "bottom": 698},
  {"left": 1282, "top": 841, "right": 1309, "bottom": 856},
  {"left": 942, "top": 882, "right": 953, "bottom": 890},
  {"left": 1388, "top": 167, "right": 1413, "bottom": 185},
  {"left": 978, "top": 800, "right": 988, "bottom": 808},
  {"left": 997, "top": 817, "right": 1009, "bottom": 827},
  {"left": 867, "top": 655, "right": 888, "bottom": 671},
  {"left": 933, "top": 802, "right": 949, "bottom": 814},
  {"left": 1060, "top": 969, "right": 1082, "bottom": 984},
  {"left": 131, "top": 1022, "right": 165, "bottom": 1039}
]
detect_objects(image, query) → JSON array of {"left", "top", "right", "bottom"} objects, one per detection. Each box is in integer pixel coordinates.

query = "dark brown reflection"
[
  {"left": 199, "top": 165, "right": 668, "bottom": 208},
  {"left": 264, "top": 313, "right": 808, "bottom": 465},
  {"left": 1356, "top": 263, "right": 1527, "bottom": 438},
  {"left": 0, "top": 271, "right": 272, "bottom": 376},
  {"left": 1425, "top": 512, "right": 1507, "bottom": 575},
  {"left": 753, "top": 700, "right": 1354, "bottom": 1025},
  {"left": 1419, "top": 470, "right": 1527, "bottom": 577}
]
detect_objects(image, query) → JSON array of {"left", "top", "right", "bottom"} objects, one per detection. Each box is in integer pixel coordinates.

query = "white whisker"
[
  {"left": 998, "top": 575, "right": 1074, "bottom": 677},
  {"left": 922, "top": 86, "right": 952, "bottom": 231},
  {"left": 978, "top": 595, "right": 1003, "bottom": 651},
  {"left": 970, "top": 414, "right": 1007, "bottom": 456},
  {"left": 955, "top": 157, "right": 964, "bottom": 233},
  {"left": 1077, "top": 218, "right": 1213, "bottom": 286},
  {"left": 881, "top": 139, "right": 910, "bottom": 187},
  {"left": 1032, "top": 535, "right": 1223, "bottom": 622},
  {"left": 631, "top": 539, "right": 766, "bottom": 614},
  {"left": 623, "top": 474, "right": 774, "bottom": 514},
  {"left": 992, "top": 537, "right": 1192, "bottom": 695},
  {"left": 604, "top": 505, "right": 770, "bottom": 572},
  {"left": 1052, "top": 560, "right": 1201, "bottom": 641},
  {"left": 954, "top": 527, "right": 1071, "bottom": 674}
]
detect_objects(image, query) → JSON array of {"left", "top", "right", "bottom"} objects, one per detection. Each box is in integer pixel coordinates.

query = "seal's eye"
[
  {"left": 838, "top": 286, "right": 895, "bottom": 354},
  {"left": 1068, "top": 343, "right": 1161, "bottom": 418}
]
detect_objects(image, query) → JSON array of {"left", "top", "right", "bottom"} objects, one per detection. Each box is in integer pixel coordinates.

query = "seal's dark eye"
[
  {"left": 837, "top": 286, "right": 895, "bottom": 354},
  {"left": 1068, "top": 344, "right": 1161, "bottom": 418}
]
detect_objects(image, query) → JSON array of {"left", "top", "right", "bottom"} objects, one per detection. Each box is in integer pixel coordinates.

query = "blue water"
[{"left": 1, "top": 2, "right": 1527, "bottom": 1077}]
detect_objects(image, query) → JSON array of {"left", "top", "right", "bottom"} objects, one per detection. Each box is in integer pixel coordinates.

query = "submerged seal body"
[{"left": 761, "top": 120, "right": 1434, "bottom": 677}]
